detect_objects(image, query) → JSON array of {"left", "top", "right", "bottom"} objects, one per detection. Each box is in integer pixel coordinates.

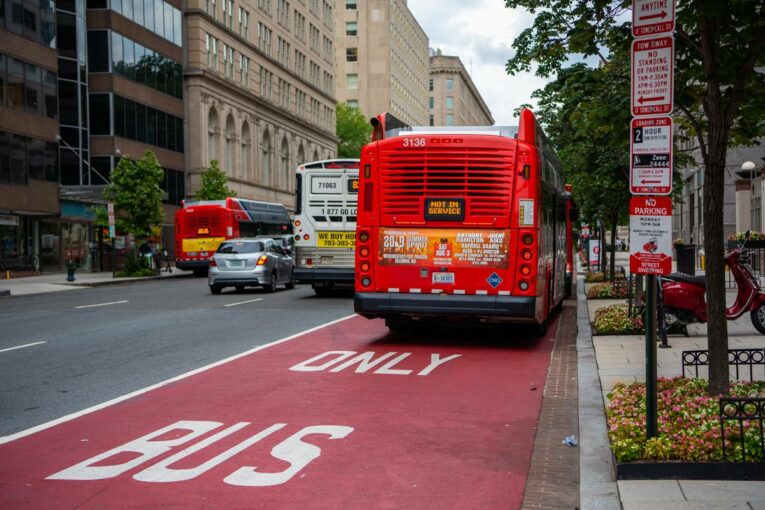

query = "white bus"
[{"left": 293, "top": 159, "right": 360, "bottom": 295}]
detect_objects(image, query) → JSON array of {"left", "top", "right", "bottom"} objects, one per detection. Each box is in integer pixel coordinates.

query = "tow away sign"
[
  {"left": 629, "top": 196, "right": 672, "bottom": 275},
  {"left": 632, "top": 36, "right": 674, "bottom": 116},
  {"left": 630, "top": 116, "right": 672, "bottom": 195}
]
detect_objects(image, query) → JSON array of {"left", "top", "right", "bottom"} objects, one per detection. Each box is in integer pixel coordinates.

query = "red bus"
[
  {"left": 354, "top": 109, "right": 573, "bottom": 333},
  {"left": 175, "top": 197, "right": 292, "bottom": 276}
]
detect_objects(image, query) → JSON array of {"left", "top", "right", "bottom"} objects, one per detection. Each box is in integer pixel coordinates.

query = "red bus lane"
[{"left": 0, "top": 315, "right": 556, "bottom": 509}]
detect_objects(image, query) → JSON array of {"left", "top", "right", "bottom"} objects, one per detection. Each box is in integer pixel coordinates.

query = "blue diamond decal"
[{"left": 487, "top": 272, "right": 503, "bottom": 288}]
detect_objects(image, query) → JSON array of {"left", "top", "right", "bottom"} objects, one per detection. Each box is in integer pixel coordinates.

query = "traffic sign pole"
[{"left": 645, "top": 275, "right": 658, "bottom": 438}]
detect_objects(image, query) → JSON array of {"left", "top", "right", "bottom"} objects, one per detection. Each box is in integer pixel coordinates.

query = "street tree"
[
  {"left": 103, "top": 150, "right": 165, "bottom": 241},
  {"left": 336, "top": 102, "right": 371, "bottom": 158},
  {"left": 505, "top": 0, "right": 765, "bottom": 394},
  {"left": 197, "top": 160, "right": 237, "bottom": 200}
]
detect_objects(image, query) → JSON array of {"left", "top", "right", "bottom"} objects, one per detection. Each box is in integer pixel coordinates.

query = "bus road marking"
[
  {"left": 224, "top": 298, "right": 264, "bottom": 307},
  {"left": 0, "top": 341, "right": 47, "bottom": 354},
  {"left": 75, "top": 300, "right": 129, "bottom": 309},
  {"left": 289, "top": 351, "right": 461, "bottom": 376}
]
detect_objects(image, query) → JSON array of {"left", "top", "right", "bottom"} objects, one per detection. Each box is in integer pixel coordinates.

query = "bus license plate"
[{"left": 432, "top": 272, "right": 455, "bottom": 285}]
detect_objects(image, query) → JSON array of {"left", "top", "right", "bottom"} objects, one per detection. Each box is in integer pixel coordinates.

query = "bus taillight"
[
  {"left": 360, "top": 261, "right": 370, "bottom": 272},
  {"left": 521, "top": 249, "right": 533, "bottom": 261},
  {"left": 359, "top": 246, "right": 369, "bottom": 258},
  {"left": 358, "top": 231, "right": 369, "bottom": 243},
  {"left": 294, "top": 220, "right": 301, "bottom": 227}
]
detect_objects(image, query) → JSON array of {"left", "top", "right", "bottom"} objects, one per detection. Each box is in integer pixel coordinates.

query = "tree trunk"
[
  {"left": 610, "top": 210, "right": 618, "bottom": 282},
  {"left": 700, "top": 16, "right": 730, "bottom": 395}
]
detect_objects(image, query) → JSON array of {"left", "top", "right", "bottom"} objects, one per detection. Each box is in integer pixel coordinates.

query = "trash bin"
[{"left": 675, "top": 245, "right": 696, "bottom": 275}]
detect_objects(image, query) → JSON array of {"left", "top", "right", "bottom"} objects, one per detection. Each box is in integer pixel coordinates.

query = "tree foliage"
[
  {"left": 103, "top": 150, "right": 165, "bottom": 240},
  {"left": 197, "top": 160, "right": 237, "bottom": 200},
  {"left": 336, "top": 103, "right": 371, "bottom": 158},
  {"left": 506, "top": 0, "right": 765, "bottom": 393}
]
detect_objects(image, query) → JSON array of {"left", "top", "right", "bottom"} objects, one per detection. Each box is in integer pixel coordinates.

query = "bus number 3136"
[{"left": 402, "top": 138, "right": 426, "bottom": 147}]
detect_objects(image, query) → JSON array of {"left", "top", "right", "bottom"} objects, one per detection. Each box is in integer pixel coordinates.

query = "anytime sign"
[{"left": 629, "top": 196, "right": 673, "bottom": 275}]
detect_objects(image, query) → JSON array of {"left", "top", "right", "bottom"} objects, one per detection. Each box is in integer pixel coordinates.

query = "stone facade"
[
  {"left": 428, "top": 50, "right": 493, "bottom": 127},
  {"left": 335, "top": 0, "right": 429, "bottom": 126}
]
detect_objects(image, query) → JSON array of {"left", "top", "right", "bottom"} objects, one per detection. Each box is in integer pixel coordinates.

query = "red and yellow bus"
[
  {"left": 175, "top": 198, "right": 291, "bottom": 276},
  {"left": 354, "top": 109, "right": 573, "bottom": 333}
]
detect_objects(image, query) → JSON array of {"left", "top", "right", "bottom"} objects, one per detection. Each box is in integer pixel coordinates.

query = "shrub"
[
  {"left": 593, "top": 304, "right": 643, "bottom": 334},
  {"left": 607, "top": 377, "right": 765, "bottom": 463},
  {"left": 117, "top": 254, "right": 155, "bottom": 277},
  {"left": 586, "top": 281, "right": 629, "bottom": 299},
  {"left": 584, "top": 272, "right": 626, "bottom": 283}
]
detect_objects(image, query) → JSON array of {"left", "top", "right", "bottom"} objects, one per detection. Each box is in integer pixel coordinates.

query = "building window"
[
  {"left": 347, "top": 99, "right": 358, "bottom": 108},
  {"left": 225, "top": 115, "right": 234, "bottom": 176},
  {"left": 446, "top": 78, "right": 454, "bottom": 91},
  {"left": 113, "top": 0, "right": 181, "bottom": 46},
  {"left": 208, "top": 108, "right": 218, "bottom": 163},
  {"left": 277, "top": 0, "right": 290, "bottom": 27},
  {"left": 345, "top": 0, "right": 356, "bottom": 9},
  {"left": 258, "top": 22, "right": 273, "bottom": 56},
  {"left": 223, "top": 44, "right": 234, "bottom": 77},
  {"left": 259, "top": 67, "right": 273, "bottom": 99},
  {"left": 428, "top": 78, "right": 433, "bottom": 92},
  {"left": 346, "top": 74, "right": 358, "bottom": 89},
  {"left": 346, "top": 48, "right": 357, "bottom": 62},
  {"left": 262, "top": 131, "right": 272, "bottom": 185},
  {"left": 238, "top": 7, "right": 250, "bottom": 39},
  {"left": 446, "top": 96, "right": 454, "bottom": 109},
  {"left": 429, "top": 114, "right": 434, "bottom": 126},
  {"left": 241, "top": 122, "right": 250, "bottom": 179},
  {"left": 240, "top": 55, "right": 250, "bottom": 86},
  {"left": 223, "top": 0, "right": 234, "bottom": 28},
  {"left": 107, "top": 31, "right": 184, "bottom": 99},
  {"left": 280, "top": 138, "right": 289, "bottom": 190},
  {"left": 345, "top": 21, "right": 357, "bottom": 36},
  {"left": 206, "top": 33, "right": 219, "bottom": 70},
  {"left": 429, "top": 97, "right": 434, "bottom": 109},
  {"left": 446, "top": 114, "right": 454, "bottom": 126}
]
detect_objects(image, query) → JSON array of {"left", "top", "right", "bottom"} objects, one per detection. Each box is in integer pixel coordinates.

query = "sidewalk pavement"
[
  {"left": 0, "top": 268, "right": 191, "bottom": 297},
  {"left": 578, "top": 253, "right": 765, "bottom": 509}
]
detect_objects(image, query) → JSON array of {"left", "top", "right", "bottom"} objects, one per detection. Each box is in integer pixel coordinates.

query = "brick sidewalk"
[{"left": 522, "top": 298, "right": 579, "bottom": 509}]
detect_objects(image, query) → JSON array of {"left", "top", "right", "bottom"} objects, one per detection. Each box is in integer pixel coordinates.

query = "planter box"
[{"left": 616, "top": 461, "right": 765, "bottom": 480}]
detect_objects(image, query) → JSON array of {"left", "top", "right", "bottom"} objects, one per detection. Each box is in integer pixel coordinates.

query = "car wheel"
[
  {"left": 286, "top": 270, "right": 295, "bottom": 289},
  {"left": 209, "top": 284, "right": 222, "bottom": 295},
  {"left": 264, "top": 271, "right": 277, "bottom": 293}
]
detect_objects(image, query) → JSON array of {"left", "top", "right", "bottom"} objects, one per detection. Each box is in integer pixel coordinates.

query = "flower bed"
[
  {"left": 586, "top": 281, "right": 629, "bottom": 299},
  {"left": 607, "top": 377, "right": 765, "bottom": 463},
  {"left": 592, "top": 304, "right": 643, "bottom": 334},
  {"left": 584, "top": 272, "right": 626, "bottom": 283}
]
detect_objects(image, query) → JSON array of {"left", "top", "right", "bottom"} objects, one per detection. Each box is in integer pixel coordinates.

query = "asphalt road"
[{"left": 0, "top": 278, "right": 354, "bottom": 437}]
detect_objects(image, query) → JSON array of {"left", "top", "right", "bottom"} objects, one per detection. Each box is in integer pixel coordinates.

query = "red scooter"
[{"left": 657, "top": 239, "right": 765, "bottom": 336}]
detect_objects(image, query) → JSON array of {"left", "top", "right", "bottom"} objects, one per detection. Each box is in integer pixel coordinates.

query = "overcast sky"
[{"left": 408, "top": 0, "right": 549, "bottom": 126}]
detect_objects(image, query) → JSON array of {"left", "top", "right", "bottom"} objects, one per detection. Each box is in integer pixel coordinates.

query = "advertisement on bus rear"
[{"left": 378, "top": 229, "right": 509, "bottom": 268}]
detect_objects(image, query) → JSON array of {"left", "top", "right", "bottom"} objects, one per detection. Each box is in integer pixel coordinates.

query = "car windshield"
[{"left": 217, "top": 241, "right": 265, "bottom": 254}]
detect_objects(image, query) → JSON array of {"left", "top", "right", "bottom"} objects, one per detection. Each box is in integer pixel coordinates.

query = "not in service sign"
[{"left": 629, "top": 196, "right": 673, "bottom": 275}]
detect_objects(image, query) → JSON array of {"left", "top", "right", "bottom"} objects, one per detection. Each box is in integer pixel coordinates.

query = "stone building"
[
  {"left": 335, "top": 0, "right": 429, "bottom": 126},
  {"left": 185, "top": 0, "right": 338, "bottom": 211},
  {"left": 428, "top": 50, "right": 493, "bottom": 127}
]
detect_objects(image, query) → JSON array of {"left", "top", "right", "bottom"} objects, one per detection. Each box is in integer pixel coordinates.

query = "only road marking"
[
  {"left": 0, "top": 341, "right": 46, "bottom": 354},
  {"left": 224, "top": 298, "right": 264, "bottom": 307},
  {"left": 75, "top": 300, "right": 129, "bottom": 309}
]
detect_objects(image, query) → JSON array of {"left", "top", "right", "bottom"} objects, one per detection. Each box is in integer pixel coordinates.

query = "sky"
[{"left": 408, "top": 0, "right": 549, "bottom": 126}]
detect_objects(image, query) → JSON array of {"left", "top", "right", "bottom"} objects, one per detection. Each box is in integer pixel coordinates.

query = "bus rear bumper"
[
  {"left": 294, "top": 267, "right": 355, "bottom": 284},
  {"left": 354, "top": 292, "right": 537, "bottom": 321},
  {"left": 176, "top": 260, "right": 210, "bottom": 271}
]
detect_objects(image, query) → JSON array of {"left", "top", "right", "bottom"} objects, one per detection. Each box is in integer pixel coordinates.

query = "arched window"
[
  {"left": 241, "top": 122, "right": 251, "bottom": 180},
  {"left": 280, "top": 138, "right": 289, "bottom": 190},
  {"left": 262, "top": 130, "right": 272, "bottom": 186},
  {"left": 208, "top": 108, "right": 218, "bottom": 164},
  {"left": 225, "top": 115, "right": 235, "bottom": 176},
  {"left": 312, "top": 148, "right": 319, "bottom": 161},
  {"left": 296, "top": 144, "right": 305, "bottom": 166}
]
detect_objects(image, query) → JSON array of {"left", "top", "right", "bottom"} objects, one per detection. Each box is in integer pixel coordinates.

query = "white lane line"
[
  {"left": 224, "top": 298, "right": 263, "bottom": 307},
  {"left": 0, "top": 341, "right": 47, "bottom": 354},
  {"left": 75, "top": 300, "right": 129, "bottom": 309},
  {"left": 0, "top": 313, "right": 358, "bottom": 445}
]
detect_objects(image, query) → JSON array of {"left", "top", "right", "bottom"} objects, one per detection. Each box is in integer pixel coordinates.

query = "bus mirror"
[{"left": 569, "top": 208, "right": 580, "bottom": 221}]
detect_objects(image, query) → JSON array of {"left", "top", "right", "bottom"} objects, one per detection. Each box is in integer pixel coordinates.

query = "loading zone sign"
[
  {"left": 630, "top": 196, "right": 672, "bottom": 275},
  {"left": 630, "top": 116, "right": 672, "bottom": 195},
  {"left": 632, "top": 36, "right": 674, "bottom": 116}
]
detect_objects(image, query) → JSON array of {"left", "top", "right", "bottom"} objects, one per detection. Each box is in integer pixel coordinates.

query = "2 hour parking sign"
[{"left": 630, "top": 116, "right": 673, "bottom": 195}]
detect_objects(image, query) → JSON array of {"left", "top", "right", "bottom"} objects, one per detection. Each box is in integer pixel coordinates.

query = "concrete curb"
[
  {"left": 0, "top": 289, "right": 10, "bottom": 297},
  {"left": 577, "top": 275, "right": 622, "bottom": 509},
  {"left": 62, "top": 272, "right": 192, "bottom": 287}
]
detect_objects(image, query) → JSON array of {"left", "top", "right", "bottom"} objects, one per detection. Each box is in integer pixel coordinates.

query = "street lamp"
[{"left": 56, "top": 134, "right": 111, "bottom": 185}]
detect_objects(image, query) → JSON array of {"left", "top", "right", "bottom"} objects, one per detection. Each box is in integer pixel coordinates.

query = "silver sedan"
[{"left": 208, "top": 239, "right": 295, "bottom": 294}]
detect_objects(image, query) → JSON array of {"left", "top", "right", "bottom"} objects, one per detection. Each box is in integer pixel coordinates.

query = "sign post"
[{"left": 108, "top": 203, "right": 116, "bottom": 277}]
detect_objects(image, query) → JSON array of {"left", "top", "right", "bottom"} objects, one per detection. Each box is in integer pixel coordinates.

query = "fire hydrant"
[{"left": 66, "top": 260, "right": 76, "bottom": 282}]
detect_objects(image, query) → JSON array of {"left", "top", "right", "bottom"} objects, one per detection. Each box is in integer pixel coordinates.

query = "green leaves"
[
  {"left": 103, "top": 150, "right": 165, "bottom": 240},
  {"left": 336, "top": 103, "right": 371, "bottom": 159},
  {"left": 197, "top": 160, "right": 237, "bottom": 200}
]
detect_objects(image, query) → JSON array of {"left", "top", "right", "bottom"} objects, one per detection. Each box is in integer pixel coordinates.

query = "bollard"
[{"left": 66, "top": 260, "right": 76, "bottom": 282}]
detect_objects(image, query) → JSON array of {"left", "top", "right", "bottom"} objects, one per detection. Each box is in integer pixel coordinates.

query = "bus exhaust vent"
[{"left": 379, "top": 146, "right": 515, "bottom": 218}]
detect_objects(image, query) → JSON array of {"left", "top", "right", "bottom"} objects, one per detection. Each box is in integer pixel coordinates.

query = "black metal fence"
[
  {"left": 720, "top": 397, "right": 765, "bottom": 462},
  {"left": 681, "top": 348, "right": 765, "bottom": 381}
]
